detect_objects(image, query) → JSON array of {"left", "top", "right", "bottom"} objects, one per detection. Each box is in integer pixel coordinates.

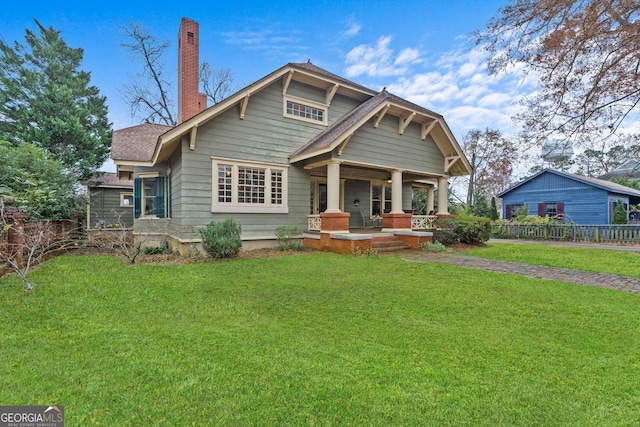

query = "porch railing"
[
  {"left": 411, "top": 215, "right": 438, "bottom": 230},
  {"left": 492, "top": 223, "right": 640, "bottom": 244},
  {"left": 307, "top": 215, "right": 321, "bottom": 231}
]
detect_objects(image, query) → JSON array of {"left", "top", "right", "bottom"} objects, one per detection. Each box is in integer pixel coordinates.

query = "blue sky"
[{"left": 1, "top": 0, "right": 532, "bottom": 168}]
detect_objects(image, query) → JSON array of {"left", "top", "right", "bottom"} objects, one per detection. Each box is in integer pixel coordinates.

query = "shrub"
[
  {"left": 274, "top": 225, "right": 303, "bottom": 251},
  {"left": 143, "top": 241, "right": 171, "bottom": 255},
  {"left": 613, "top": 199, "right": 628, "bottom": 224},
  {"left": 199, "top": 219, "right": 242, "bottom": 259},
  {"left": 420, "top": 240, "right": 452, "bottom": 253},
  {"left": 437, "top": 215, "right": 492, "bottom": 244}
]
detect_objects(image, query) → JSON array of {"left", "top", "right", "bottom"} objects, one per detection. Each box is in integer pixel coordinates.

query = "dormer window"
[{"left": 283, "top": 95, "right": 327, "bottom": 125}]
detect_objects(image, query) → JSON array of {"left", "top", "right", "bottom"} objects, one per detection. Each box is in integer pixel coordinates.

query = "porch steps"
[{"left": 371, "top": 235, "right": 410, "bottom": 252}]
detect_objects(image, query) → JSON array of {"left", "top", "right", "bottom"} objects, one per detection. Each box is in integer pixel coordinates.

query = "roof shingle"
[{"left": 111, "top": 123, "right": 172, "bottom": 162}]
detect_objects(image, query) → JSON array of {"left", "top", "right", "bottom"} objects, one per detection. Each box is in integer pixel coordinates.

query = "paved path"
[{"left": 389, "top": 247, "right": 640, "bottom": 294}]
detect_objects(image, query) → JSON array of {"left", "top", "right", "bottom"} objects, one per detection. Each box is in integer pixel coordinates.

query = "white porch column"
[
  {"left": 326, "top": 160, "right": 342, "bottom": 213},
  {"left": 437, "top": 176, "right": 449, "bottom": 215},
  {"left": 390, "top": 169, "right": 404, "bottom": 214},
  {"left": 426, "top": 187, "right": 435, "bottom": 214}
]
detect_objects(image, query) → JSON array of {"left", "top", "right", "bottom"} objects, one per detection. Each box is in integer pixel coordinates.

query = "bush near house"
[
  {"left": 435, "top": 215, "right": 492, "bottom": 244},
  {"left": 199, "top": 219, "right": 242, "bottom": 259},
  {"left": 274, "top": 226, "right": 303, "bottom": 251}
]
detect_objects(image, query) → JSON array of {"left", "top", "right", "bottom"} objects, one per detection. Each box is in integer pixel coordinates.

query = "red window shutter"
[
  {"left": 538, "top": 203, "right": 544, "bottom": 217},
  {"left": 505, "top": 204, "right": 511, "bottom": 219},
  {"left": 557, "top": 202, "right": 564, "bottom": 215}
]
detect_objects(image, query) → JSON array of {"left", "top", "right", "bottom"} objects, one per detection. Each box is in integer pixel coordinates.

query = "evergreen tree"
[
  {"left": 489, "top": 197, "right": 499, "bottom": 221},
  {"left": 612, "top": 199, "right": 628, "bottom": 225},
  {"left": 0, "top": 19, "right": 111, "bottom": 182}
]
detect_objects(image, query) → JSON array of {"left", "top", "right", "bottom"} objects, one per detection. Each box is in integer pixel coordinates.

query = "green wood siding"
[
  {"left": 338, "top": 114, "right": 445, "bottom": 173},
  {"left": 89, "top": 187, "right": 134, "bottom": 228}
]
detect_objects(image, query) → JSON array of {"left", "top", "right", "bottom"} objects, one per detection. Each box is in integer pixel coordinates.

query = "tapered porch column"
[
  {"left": 426, "top": 187, "right": 435, "bottom": 214},
  {"left": 390, "top": 169, "right": 404, "bottom": 214},
  {"left": 319, "top": 160, "right": 350, "bottom": 246},
  {"left": 326, "top": 160, "right": 341, "bottom": 213},
  {"left": 437, "top": 176, "right": 449, "bottom": 215},
  {"left": 382, "top": 169, "right": 412, "bottom": 231}
]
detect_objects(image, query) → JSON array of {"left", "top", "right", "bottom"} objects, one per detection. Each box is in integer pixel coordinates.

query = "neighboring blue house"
[{"left": 497, "top": 169, "right": 640, "bottom": 224}]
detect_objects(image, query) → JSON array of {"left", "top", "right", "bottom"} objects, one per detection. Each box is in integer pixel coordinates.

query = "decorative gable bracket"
[
  {"left": 421, "top": 119, "right": 438, "bottom": 141},
  {"left": 399, "top": 112, "right": 416, "bottom": 135},
  {"left": 239, "top": 94, "right": 250, "bottom": 119},
  {"left": 373, "top": 104, "right": 390, "bottom": 128},
  {"left": 337, "top": 134, "right": 353, "bottom": 156},
  {"left": 326, "top": 84, "right": 339, "bottom": 106},
  {"left": 445, "top": 155, "right": 460, "bottom": 172}
]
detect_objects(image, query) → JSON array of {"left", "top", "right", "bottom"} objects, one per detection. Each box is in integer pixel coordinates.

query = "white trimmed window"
[
  {"left": 120, "top": 192, "right": 134, "bottom": 207},
  {"left": 212, "top": 158, "right": 288, "bottom": 213},
  {"left": 283, "top": 95, "right": 327, "bottom": 125}
]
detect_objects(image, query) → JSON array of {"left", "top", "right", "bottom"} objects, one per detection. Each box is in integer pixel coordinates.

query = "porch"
[{"left": 304, "top": 215, "right": 437, "bottom": 254}]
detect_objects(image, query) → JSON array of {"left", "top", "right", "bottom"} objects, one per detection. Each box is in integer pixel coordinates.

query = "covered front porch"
[{"left": 302, "top": 160, "right": 448, "bottom": 254}]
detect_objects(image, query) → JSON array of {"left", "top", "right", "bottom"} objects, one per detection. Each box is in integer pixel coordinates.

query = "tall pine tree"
[{"left": 0, "top": 19, "right": 111, "bottom": 182}]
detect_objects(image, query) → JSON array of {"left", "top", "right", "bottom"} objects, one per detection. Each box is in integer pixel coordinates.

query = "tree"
[
  {"left": 611, "top": 177, "right": 640, "bottom": 190},
  {"left": 120, "top": 21, "right": 234, "bottom": 126},
  {"left": 200, "top": 62, "right": 234, "bottom": 105},
  {"left": 462, "top": 128, "right": 517, "bottom": 206},
  {"left": 476, "top": 1, "right": 640, "bottom": 148},
  {"left": 0, "top": 141, "right": 83, "bottom": 219},
  {"left": 0, "top": 19, "right": 112, "bottom": 182},
  {"left": 612, "top": 199, "right": 628, "bottom": 224},
  {"left": 573, "top": 145, "right": 634, "bottom": 177},
  {"left": 489, "top": 197, "right": 500, "bottom": 221}
]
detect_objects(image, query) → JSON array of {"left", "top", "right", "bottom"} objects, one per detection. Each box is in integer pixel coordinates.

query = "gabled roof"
[
  {"left": 117, "top": 61, "right": 471, "bottom": 176},
  {"left": 111, "top": 122, "right": 172, "bottom": 163},
  {"left": 498, "top": 168, "right": 640, "bottom": 198}
]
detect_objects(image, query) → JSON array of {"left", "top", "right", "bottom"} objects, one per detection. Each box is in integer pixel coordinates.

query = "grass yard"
[
  {"left": 1, "top": 252, "right": 640, "bottom": 425},
  {"left": 463, "top": 242, "right": 640, "bottom": 278}
]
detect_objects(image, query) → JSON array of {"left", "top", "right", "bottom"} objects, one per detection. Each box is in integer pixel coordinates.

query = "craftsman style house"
[{"left": 111, "top": 18, "right": 471, "bottom": 253}]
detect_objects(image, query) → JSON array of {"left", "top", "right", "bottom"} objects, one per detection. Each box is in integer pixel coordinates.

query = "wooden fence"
[{"left": 492, "top": 223, "right": 640, "bottom": 244}]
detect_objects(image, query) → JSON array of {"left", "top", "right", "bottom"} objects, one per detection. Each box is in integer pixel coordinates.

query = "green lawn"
[
  {"left": 463, "top": 242, "right": 640, "bottom": 278},
  {"left": 2, "top": 252, "right": 640, "bottom": 425}
]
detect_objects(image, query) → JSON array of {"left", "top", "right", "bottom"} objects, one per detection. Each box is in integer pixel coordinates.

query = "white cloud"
[
  {"left": 344, "top": 21, "right": 362, "bottom": 37},
  {"left": 395, "top": 48, "right": 422, "bottom": 66},
  {"left": 344, "top": 36, "right": 421, "bottom": 78}
]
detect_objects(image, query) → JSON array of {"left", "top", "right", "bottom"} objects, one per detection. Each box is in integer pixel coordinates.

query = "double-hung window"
[{"left": 212, "top": 158, "right": 288, "bottom": 213}]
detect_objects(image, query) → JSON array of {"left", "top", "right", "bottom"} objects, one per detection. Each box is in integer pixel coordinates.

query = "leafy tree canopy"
[
  {"left": 0, "top": 19, "right": 112, "bottom": 182},
  {"left": 476, "top": 0, "right": 640, "bottom": 148},
  {"left": 0, "top": 141, "right": 83, "bottom": 219}
]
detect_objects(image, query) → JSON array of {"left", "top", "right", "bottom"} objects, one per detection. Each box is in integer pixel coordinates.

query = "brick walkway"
[{"left": 390, "top": 250, "right": 640, "bottom": 294}]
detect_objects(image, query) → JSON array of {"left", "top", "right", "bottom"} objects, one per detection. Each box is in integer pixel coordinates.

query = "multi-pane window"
[
  {"left": 271, "top": 170, "right": 283, "bottom": 205},
  {"left": 286, "top": 101, "right": 324, "bottom": 122},
  {"left": 217, "top": 165, "right": 232, "bottom": 203},
  {"left": 545, "top": 203, "right": 557, "bottom": 216},
  {"left": 212, "top": 159, "right": 288, "bottom": 213},
  {"left": 238, "top": 166, "right": 265, "bottom": 204}
]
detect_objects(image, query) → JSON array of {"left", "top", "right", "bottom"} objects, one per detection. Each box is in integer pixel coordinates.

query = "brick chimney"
[{"left": 178, "top": 17, "right": 207, "bottom": 123}]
